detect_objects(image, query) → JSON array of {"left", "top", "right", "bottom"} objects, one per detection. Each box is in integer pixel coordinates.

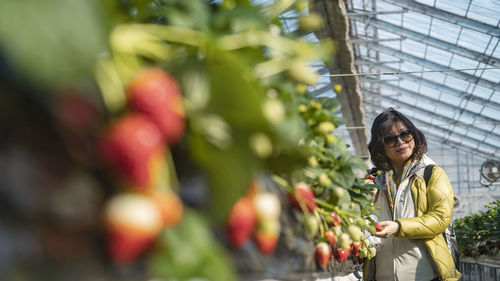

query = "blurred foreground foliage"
[{"left": 0, "top": 0, "right": 378, "bottom": 280}]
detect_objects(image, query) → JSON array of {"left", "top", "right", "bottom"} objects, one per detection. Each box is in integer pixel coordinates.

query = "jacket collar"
[{"left": 374, "top": 154, "right": 436, "bottom": 185}]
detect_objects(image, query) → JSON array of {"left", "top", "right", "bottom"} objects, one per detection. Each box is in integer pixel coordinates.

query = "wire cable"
[{"left": 318, "top": 66, "right": 500, "bottom": 77}]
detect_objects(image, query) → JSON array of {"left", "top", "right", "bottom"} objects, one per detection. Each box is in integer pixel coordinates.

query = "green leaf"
[
  {"left": 148, "top": 208, "right": 238, "bottom": 281},
  {"left": 0, "top": 0, "right": 108, "bottom": 88}
]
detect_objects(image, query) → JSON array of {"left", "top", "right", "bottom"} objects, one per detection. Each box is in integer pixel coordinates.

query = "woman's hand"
[{"left": 374, "top": 221, "right": 400, "bottom": 238}]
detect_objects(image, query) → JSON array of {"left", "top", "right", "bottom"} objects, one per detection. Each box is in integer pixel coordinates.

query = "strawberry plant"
[{"left": 454, "top": 200, "right": 500, "bottom": 258}]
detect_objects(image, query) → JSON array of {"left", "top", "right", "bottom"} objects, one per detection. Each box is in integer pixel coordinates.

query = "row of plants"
[
  {"left": 0, "top": 0, "right": 382, "bottom": 280},
  {"left": 93, "top": 0, "right": 382, "bottom": 279},
  {"left": 454, "top": 200, "right": 500, "bottom": 259}
]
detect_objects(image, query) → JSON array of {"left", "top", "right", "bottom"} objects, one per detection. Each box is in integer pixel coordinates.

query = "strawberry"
[
  {"left": 253, "top": 192, "right": 281, "bottom": 221},
  {"left": 99, "top": 114, "right": 165, "bottom": 189},
  {"left": 351, "top": 241, "right": 362, "bottom": 257},
  {"left": 334, "top": 248, "right": 350, "bottom": 263},
  {"left": 347, "top": 225, "right": 363, "bottom": 242},
  {"left": 227, "top": 197, "right": 257, "bottom": 248},
  {"left": 104, "top": 193, "right": 163, "bottom": 264},
  {"left": 334, "top": 233, "right": 351, "bottom": 263},
  {"left": 367, "top": 175, "right": 375, "bottom": 180},
  {"left": 304, "top": 214, "right": 319, "bottom": 239},
  {"left": 127, "top": 68, "right": 185, "bottom": 144},
  {"left": 315, "top": 242, "right": 331, "bottom": 269},
  {"left": 289, "top": 182, "right": 317, "bottom": 212},
  {"left": 149, "top": 189, "right": 183, "bottom": 227},
  {"left": 328, "top": 211, "right": 341, "bottom": 227},
  {"left": 324, "top": 230, "right": 336, "bottom": 246},
  {"left": 375, "top": 222, "right": 383, "bottom": 232},
  {"left": 254, "top": 219, "right": 280, "bottom": 255}
]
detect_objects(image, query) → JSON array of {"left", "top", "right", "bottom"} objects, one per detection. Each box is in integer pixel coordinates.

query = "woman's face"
[{"left": 383, "top": 121, "right": 415, "bottom": 167}]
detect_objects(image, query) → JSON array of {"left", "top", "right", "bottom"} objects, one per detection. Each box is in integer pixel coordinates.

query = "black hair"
[{"left": 367, "top": 108, "right": 427, "bottom": 170}]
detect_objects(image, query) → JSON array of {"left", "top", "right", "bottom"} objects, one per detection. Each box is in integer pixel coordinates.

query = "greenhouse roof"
[{"left": 280, "top": 0, "right": 500, "bottom": 161}]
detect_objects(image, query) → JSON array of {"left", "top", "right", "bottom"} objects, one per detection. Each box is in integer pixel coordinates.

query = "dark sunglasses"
[{"left": 383, "top": 129, "right": 414, "bottom": 147}]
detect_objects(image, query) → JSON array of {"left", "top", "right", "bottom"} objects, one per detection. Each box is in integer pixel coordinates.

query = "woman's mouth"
[{"left": 396, "top": 146, "right": 408, "bottom": 153}]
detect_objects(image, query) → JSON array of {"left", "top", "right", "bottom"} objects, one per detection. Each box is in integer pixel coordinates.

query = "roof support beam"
[
  {"left": 378, "top": 81, "right": 500, "bottom": 124},
  {"left": 358, "top": 18, "right": 499, "bottom": 67},
  {"left": 382, "top": 0, "right": 500, "bottom": 38},
  {"left": 370, "top": 93, "right": 499, "bottom": 153},
  {"left": 365, "top": 110, "right": 498, "bottom": 159},
  {"left": 311, "top": 0, "right": 369, "bottom": 158},
  {"left": 373, "top": 81, "right": 500, "bottom": 140},
  {"left": 346, "top": 9, "right": 407, "bottom": 17},
  {"left": 369, "top": 112, "right": 491, "bottom": 159},
  {"left": 365, "top": 112, "right": 494, "bottom": 160},
  {"left": 352, "top": 43, "right": 500, "bottom": 91},
  {"left": 354, "top": 59, "right": 500, "bottom": 110}
]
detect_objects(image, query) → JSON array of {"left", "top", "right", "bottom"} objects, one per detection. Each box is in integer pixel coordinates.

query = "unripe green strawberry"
[
  {"left": 334, "top": 84, "right": 342, "bottom": 94},
  {"left": 298, "top": 13, "right": 324, "bottom": 31},
  {"left": 318, "top": 173, "right": 331, "bottom": 187},
  {"left": 304, "top": 214, "right": 319, "bottom": 239},
  {"left": 332, "top": 187, "right": 344, "bottom": 201},
  {"left": 99, "top": 114, "right": 165, "bottom": 189},
  {"left": 127, "top": 68, "right": 185, "bottom": 144},
  {"left": 348, "top": 225, "right": 363, "bottom": 242},
  {"left": 338, "top": 233, "right": 351, "bottom": 250},
  {"left": 296, "top": 84, "right": 307, "bottom": 95},
  {"left": 326, "top": 135, "right": 336, "bottom": 144},
  {"left": 288, "top": 60, "right": 318, "bottom": 85},
  {"left": 317, "top": 121, "right": 335, "bottom": 135},
  {"left": 249, "top": 133, "right": 273, "bottom": 158},
  {"left": 310, "top": 100, "right": 322, "bottom": 110},
  {"left": 308, "top": 156, "right": 319, "bottom": 167},
  {"left": 263, "top": 99, "right": 285, "bottom": 124}
]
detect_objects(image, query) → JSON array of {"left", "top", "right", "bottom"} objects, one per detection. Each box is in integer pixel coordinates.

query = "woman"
[{"left": 363, "top": 108, "right": 461, "bottom": 281}]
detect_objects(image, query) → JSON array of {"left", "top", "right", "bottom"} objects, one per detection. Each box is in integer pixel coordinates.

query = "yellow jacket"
[{"left": 364, "top": 157, "right": 462, "bottom": 281}]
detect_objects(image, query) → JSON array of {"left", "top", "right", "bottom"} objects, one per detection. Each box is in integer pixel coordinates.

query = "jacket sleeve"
[{"left": 395, "top": 166, "right": 454, "bottom": 239}]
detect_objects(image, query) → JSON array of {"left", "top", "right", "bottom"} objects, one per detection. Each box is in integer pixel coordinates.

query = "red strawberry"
[
  {"left": 367, "top": 175, "right": 375, "bottom": 180},
  {"left": 315, "top": 242, "right": 332, "bottom": 269},
  {"left": 254, "top": 219, "right": 280, "bottom": 255},
  {"left": 104, "top": 193, "right": 163, "bottom": 264},
  {"left": 127, "top": 68, "right": 185, "bottom": 144},
  {"left": 289, "top": 182, "right": 317, "bottom": 212},
  {"left": 351, "top": 241, "right": 362, "bottom": 257},
  {"left": 227, "top": 197, "right": 257, "bottom": 248},
  {"left": 334, "top": 248, "right": 350, "bottom": 263},
  {"left": 328, "top": 211, "right": 341, "bottom": 227},
  {"left": 375, "top": 222, "right": 383, "bottom": 232},
  {"left": 324, "top": 230, "right": 336, "bottom": 246},
  {"left": 334, "top": 233, "right": 351, "bottom": 263},
  {"left": 99, "top": 114, "right": 165, "bottom": 189}
]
